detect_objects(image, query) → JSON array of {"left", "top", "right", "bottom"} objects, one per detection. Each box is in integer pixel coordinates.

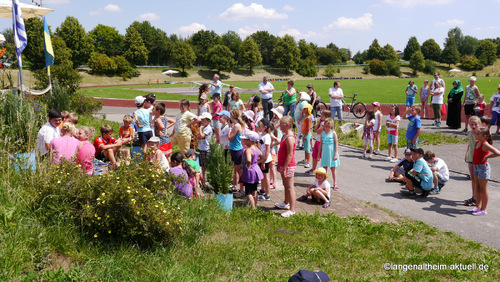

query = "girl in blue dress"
[{"left": 318, "top": 118, "right": 340, "bottom": 190}]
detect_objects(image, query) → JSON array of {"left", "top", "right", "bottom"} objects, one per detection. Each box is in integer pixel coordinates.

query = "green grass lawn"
[{"left": 81, "top": 76, "right": 500, "bottom": 105}]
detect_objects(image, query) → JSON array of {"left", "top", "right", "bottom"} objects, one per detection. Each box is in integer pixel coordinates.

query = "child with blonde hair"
[
  {"left": 419, "top": 80, "right": 430, "bottom": 119},
  {"left": 318, "top": 118, "right": 340, "bottom": 190},
  {"left": 50, "top": 122, "right": 80, "bottom": 164},
  {"left": 76, "top": 126, "right": 95, "bottom": 175},
  {"left": 240, "top": 131, "right": 264, "bottom": 209},
  {"left": 362, "top": 110, "right": 375, "bottom": 159},
  {"left": 299, "top": 104, "right": 313, "bottom": 168},
  {"left": 275, "top": 116, "right": 297, "bottom": 217},
  {"left": 228, "top": 109, "right": 247, "bottom": 197},
  {"left": 385, "top": 105, "right": 400, "bottom": 162},
  {"left": 464, "top": 116, "right": 481, "bottom": 206},
  {"left": 297, "top": 167, "right": 331, "bottom": 208},
  {"left": 308, "top": 110, "right": 331, "bottom": 174}
]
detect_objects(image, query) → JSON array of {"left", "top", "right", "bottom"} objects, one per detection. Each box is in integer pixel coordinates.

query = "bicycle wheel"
[
  {"left": 315, "top": 102, "right": 327, "bottom": 118},
  {"left": 352, "top": 102, "right": 367, "bottom": 118}
]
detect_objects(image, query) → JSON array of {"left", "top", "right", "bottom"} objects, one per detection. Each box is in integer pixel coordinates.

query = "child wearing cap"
[
  {"left": 299, "top": 104, "right": 313, "bottom": 168},
  {"left": 145, "top": 136, "right": 170, "bottom": 172},
  {"left": 240, "top": 131, "right": 264, "bottom": 209},
  {"left": 388, "top": 149, "right": 414, "bottom": 183},
  {"left": 403, "top": 148, "right": 433, "bottom": 197},
  {"left": 297, "top": 167, "right": 331, "bottom": 208},
  {"left": 197, "top": 112, "right": 213, "bottom": 189}
]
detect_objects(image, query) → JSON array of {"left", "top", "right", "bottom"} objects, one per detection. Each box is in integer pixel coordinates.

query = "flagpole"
[
  {"left": 48, "top": 65, "right": 52, "bottom": 97},
  {"left": 18, "top": 55, "right": 24, "bottom": 98}
]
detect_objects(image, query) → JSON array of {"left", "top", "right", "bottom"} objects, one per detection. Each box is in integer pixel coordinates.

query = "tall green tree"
[
  {"left": 55, "top": 16, "right": 94, "bottom": 68},
  {"left": 475, "top": 39, "right": 497, "bottom": 66},
  {"left": 189, "top": 30, "right": 221, "bottom": 66},
  {"left": 239, "top": 37, "right": 262, "bottom": 72},
  {"left": 340, "top": 48, "right": 351, "bottom": 62},
  {"left": 446, "top": 27, "right": 464, "bottom": 53},
  {"left": 171, "top": 41, "right": 196, "bottom": 73},
  {"left": 459, "top": 35, "right": 479, "bottom": 56},
  {"left": 272, "top": 35, "right": 300, "bottom": 72},
  {"left": 206, "top": 45, "right": 235, "bottom": 73},
  {"left": 380, "top": 44, "right": 399, "bottom": 61},
  {"left": 403, "top": 36, "right": 420, "bottom": 61},
  {"left": 409, "top": 51, "right": 425, "bottom": 75},
  {"left": 24, "top": 17, "right": 45, "bottom": 70},
  {"left": 316, "top": 47, "right": 340, "bottom": 65},
  {"left": 421, "top": 39, "right": 441, "bottom": 61},
  {"left": 440, "top": 36, "right": 460, "bottom": 67},
  {"left": 89, "top": 24, "right": 124, "bottom": 57},
  {"left": 123, "top": 26, "right": 149, "bottom": 65},
  {"left": 250, "top": 31, "right": 277, "bottom": 65},
  {"left": 221, "top": 31, "right": 242, "bottom": 65},
  {"left": 130, "top": 21, "right": 170, "bottom": 65},
  {"left": 352, "top": 50, "right": 367, "bottom": 64},
  {"left": 298, "top": 39, "right": 316, "bottom": 60},
  {"left": 366, "top": 39, "right": 383, "bottom": 60}
]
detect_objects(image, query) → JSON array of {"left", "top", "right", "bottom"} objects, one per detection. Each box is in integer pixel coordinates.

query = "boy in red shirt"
[{"left": 94, "top": 124, "right": 131, "bottom": 169}]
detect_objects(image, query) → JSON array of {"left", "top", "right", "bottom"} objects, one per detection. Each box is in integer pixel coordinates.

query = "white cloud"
[
  {"left": 178, "top": 23, "right": 207, "bottom": 35},
  {"left": 325, "top": 13, "right": 373, "bottom": 31},
  {"left": 89, "top": 11, "right": 101, "bottom": 16},
  {"left": 44, "top": 0, "right": 69, "bottom": 4},
  {"left": 278, "top": 28, "right": 321, "bottom": 39},
  {"left": 137, "top": 13, "right": 160, "bottom": 21},
  {"left": 219, "top": 3, "right": 288, "bottom": 20},
  {"left": 283, "top": 5, "right": 295, "bottom": 11},
  {"left": 435, "top": 19, "right": 464, "bottom": 26},
  {"left": 383, "top": 0, "right": 452, "bottom": 8},
  {"left": 237, "top": 24, "right": 270, "bottom": 36},
  {"left": 104, "top": 4, "right": 121, "bottom": 12}
]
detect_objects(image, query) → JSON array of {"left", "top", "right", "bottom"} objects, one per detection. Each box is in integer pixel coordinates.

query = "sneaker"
[
  {"left": 430, "top": 188, "right": 440, "bottom": 195},
  {"left": 322, "top": 201, "right": 331, "bottom": 208},
  {"left": 361, "top": 154, "right": 366, "bottom": 159},
  {"left": 467, "top": 207, "right": 478, "bottom": 213},
  {"left": 305, "top": 169, "right": 314, "bottom": 174},
  {"left": 258, "top": 195, "right": 271, "bottom": 201},
  {"left": 297, "top": 160, "right": 306, "bottom": 165},
  {"left": 281, "top": 210, "right": 295, "bottom": 218},
  {"left": 374, "top": 149, "right": 381, "bottom": 155},
  {"left": 472, "top": 209, "right": 487, "bottom": 216},
  {"left": 304, "top": 162, "right": 311, "bottom": 168},
  {"left": 275, "top": 202, "right": 290, "bottom": 209},
  {"left": 367, "top": 154, "right": 373, "bottom": 159},
  {"left": 402, "top": 190, "right": 416, "bottom": 197},
  {"left": 234, "top": 191, "right": 245, "bottom": 198},
  {"left": 436, "top": 122, "right": 441, "bottom": 127},
  {"left": 257, "top": 189, "right": 265, "bottom": 195},
  {"left": 297, "top": 195, "right": 308, "bottom": 202},
  {"left": 390, "top": 158, "right": 398, "bottom": 163},
  {"left": 432, "top": 121, "right": 437, "bottom": 126},
  {"left": 384, "top": 157, "right": 392, "bottom": 161}
]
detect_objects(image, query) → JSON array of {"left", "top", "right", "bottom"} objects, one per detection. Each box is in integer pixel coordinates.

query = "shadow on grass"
[
  {"left": 196, "top": 70, "right": 230, "bottom": 80},
  {"left": 232, "top": 68, "right": 254, "bottom": 77},
  {"left": 264, "top": 68, "right": 293, "bottom": 77}
]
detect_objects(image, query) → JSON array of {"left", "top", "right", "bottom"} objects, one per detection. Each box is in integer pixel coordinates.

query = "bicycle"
[
  {"left": 341, "top": 93, "right": 367, "bottom": 118},
  {"left": 313, "top": 99, "right": 328, "bottom": 119}
]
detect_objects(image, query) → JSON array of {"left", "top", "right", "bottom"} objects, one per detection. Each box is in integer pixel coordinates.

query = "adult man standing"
[
  {"left": 210, "top": 74, "right": 222, "bottom": 98},
  {"left": 329, "top": 81, "right": 344, "bottom": 125},
  {"left": 259, "top": 76, "right": 275, "bottom": 120}
]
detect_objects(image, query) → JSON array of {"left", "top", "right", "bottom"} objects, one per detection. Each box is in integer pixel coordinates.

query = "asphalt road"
[{"left": 98, "top": 106, "right": 500, "bottom": 249}]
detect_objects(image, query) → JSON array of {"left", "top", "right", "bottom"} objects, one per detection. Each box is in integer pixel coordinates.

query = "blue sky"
[{"left": 3, "top": 0, "right": 500, "bottom": 54}]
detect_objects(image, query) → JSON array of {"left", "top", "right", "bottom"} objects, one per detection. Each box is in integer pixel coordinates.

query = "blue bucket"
[
  {"left": 13, "top": 151, "right": 36, "bottom": 173},
  {"left": 215, "top": 193, "right": 233, "bottom": 211}
]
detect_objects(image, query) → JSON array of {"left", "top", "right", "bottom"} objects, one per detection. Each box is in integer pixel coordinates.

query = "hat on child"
[
  {"left": 199, "top": 112, "right": 212, "bottom": 121},
  {"left": 313, "top": 167, "right": 329, "bottom": 179},
  {"left": 243, "top": 110, "right": 255, "bottom": 122},
  {"left": 410, "top": 147, "right": 424, "bottom": 155},
  {"left": 212, "top": 93, "right": 221, "bottom": 99},
  {"left": 148, "top": 136, "right": 160, "bottom": 143},
  {"left": 240, "top": 131, "right": 260, "bottom": 142},
  {"left": 216, "top": 110, "right": 231, "bottom": 119},
  {"left": 271, "top": 106, "right": 284, "bottom": 119},
  {"left": 135, "top": 96, "right": 145, "bottom": 106},
  {"left": 299, "top": 92, "right": 311, "bottom": 102},
  {"left": 302, "top": 104, "right": 313, "bottom": 115},
  {"left": 372, "top": 101, "right": 381, "bottom": 107},
  {"left": 185, "top": 149, "right": 198, "bottom": 157},
  {"left": 497, "top": 84, "right": 500, "bottom": 89},
  {"left": 404, "top": 149, "right": 412, "bottom": 155}
]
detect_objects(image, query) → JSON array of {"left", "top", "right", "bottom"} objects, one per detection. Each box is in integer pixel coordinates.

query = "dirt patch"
[{"left": 47, "top": 252, "right": 74, "bottom": 272}]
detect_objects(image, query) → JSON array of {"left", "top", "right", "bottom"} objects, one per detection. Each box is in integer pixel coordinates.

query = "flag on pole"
[
  {"left": 43, "top": 16, "right": 54, "bottom": 75},
  {"left": 12, "top": 0, "right": 27, "bottom": 63}
]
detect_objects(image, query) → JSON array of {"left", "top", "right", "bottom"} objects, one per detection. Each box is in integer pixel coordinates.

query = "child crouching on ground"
[
  {"left": 144, "top": 136, "right": 170, "bottom": 173},
  {"left": 297, "top": 167, "right": 331, "bottom": 208}
]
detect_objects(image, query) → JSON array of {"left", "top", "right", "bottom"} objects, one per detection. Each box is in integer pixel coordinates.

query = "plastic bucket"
[{"left": 215, "top": 193, "right": 233, "bottom": 211}]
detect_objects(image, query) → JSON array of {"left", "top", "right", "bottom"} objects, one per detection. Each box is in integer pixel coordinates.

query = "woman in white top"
[{"left": 430, "top": 81, "right": 445, "bottom": 127}]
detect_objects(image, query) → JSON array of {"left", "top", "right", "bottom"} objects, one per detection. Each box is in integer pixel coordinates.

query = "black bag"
[{"left": 288, "top": 270, "right": 330, "bottom": 282}]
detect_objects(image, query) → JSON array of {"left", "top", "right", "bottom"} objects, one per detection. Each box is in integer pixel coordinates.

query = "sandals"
[
  {"left": 333, "top": 184, "right": 340, "bottom": 191},
  {"left": 463, "top": 197, "right": 476, "bottom": 206},
  {"left": 322, "top": 201, "right": 331, "bottom": 208}
]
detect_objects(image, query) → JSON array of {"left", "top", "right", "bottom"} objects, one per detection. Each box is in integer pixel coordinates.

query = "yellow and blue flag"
[{"left": 43, "top": 16, "right": 54, "bottom": 71}]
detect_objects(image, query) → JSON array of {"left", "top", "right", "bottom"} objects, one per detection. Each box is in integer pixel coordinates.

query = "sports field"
[{"left": 81, "top": 76, "right": 500, "bottom": 105}]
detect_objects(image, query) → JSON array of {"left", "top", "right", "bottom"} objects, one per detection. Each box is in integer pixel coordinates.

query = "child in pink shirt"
[
  {"left": 50, "top": 122, "right": 80, "bottom": 164},
  {"left": 76, "top": 126, "right": 96, "bottom": 175}
]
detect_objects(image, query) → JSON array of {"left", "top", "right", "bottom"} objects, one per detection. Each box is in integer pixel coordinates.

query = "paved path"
[{"left": 98, "top": 106, "right": 500, "bottom": 249}]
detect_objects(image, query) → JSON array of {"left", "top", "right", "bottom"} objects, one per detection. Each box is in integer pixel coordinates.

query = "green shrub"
[
  {"left": 88, "top": 53, "right": 117, "bottom": 75},
  {"left": 70, "top": 91, "right": 103, "bottom": 115},
  {"left": 207, "top": 138, "right": 233, "bottom": 194},
  {"left": 385, "top": 60, "right": 401, "bottom": 77},
  {"left": 323, "top": 64, "right": 339, "bottom": 77},
  {"left": 423, "top": 60, "right": 436, "bottom": 74},
  {"left": 0, "top": 91, "right": 46, "bottom": 152},
  {"left": 460, "top": 55, "right": 483, "bottom": 71},
  {"left": 33, "top": 161, "right": 184, "bottom": 247},
  {"left": 368, "top": 59, "right": 387, "bottom": 75},
  {"left": 295, "top": 59, "right": 317, "bottom": 77},
  {"left": 362, "top": 65, "right": 370, "bottom": 74}
]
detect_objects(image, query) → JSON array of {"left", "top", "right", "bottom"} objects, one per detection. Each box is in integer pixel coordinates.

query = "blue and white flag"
[{"left": 12, "top": 0, "right": 27, "bottom": 62}]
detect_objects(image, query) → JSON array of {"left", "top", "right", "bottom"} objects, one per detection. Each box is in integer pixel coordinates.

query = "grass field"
[{"left": 80, "top": 76, "right": 500, "bottom": 105}]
